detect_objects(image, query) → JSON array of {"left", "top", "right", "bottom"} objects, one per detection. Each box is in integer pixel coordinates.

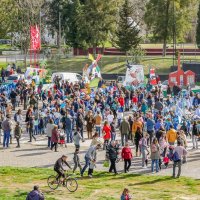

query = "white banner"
[{"left": 123, "top": 65, "right": 144, "bottom": 86}]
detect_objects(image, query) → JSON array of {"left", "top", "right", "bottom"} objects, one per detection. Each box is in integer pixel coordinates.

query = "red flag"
[
  {"left": 96, "top": 54, "right": 102, "bottom": 63},
  {"left": 30, "top": 25, "right": 41, "bottom": 50}
]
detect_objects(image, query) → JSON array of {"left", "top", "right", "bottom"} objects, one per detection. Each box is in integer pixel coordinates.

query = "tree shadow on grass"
[
  {"left": 11, "top": 147, "right": 49, "bottom": 152},
  {"left": 128, "top": 176, "right": 173, "bottom": 186},
  {"left": 17, "top": 152, "right": 48, "bottom": 157}
]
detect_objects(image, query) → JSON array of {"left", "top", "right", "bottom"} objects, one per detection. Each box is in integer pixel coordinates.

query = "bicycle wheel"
[
  {"left": 64, "top": 177, "right": 78, "bottom": 192},
  {"left": 47, "top": 175, "right": 59, "bottom": 190}
]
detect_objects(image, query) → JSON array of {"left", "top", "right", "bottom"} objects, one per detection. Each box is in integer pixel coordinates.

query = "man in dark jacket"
[
  {"left": 26, "top": 185, "right": 44, "bottom": 200},
  {"left": 173, "top": 83, "right": 181, "bottom": 96},
  {"left": 10, "top": 89, "right": 17, "bottom": 110},
  {"left": 54, "top": 155, "right": 71, "bottom": 181},
  {"left": 64, "top": 112, "right": 72, "bottom": 143},
  {"left": 120, "top": 118, "right": 130, "bottom": 146},
  {"left": 107, "top": 141, "right": 119, "bottom": 175}
]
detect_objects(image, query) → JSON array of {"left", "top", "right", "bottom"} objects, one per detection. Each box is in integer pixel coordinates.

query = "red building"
[
  {"left": 184, "top": 70, "right": 195, "bottom": 86},
  {"left": 168, "top": 69, "right": 185, "bottom": 87}
]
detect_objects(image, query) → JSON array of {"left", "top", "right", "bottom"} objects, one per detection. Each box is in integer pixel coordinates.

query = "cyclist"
[{"left": 54, "top": 155, "right": 72, "bottom": 181}]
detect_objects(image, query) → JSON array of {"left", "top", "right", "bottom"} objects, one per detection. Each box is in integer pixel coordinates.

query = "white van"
[{"left": 51, "top": 72, "right": 82, "bottom": 84}]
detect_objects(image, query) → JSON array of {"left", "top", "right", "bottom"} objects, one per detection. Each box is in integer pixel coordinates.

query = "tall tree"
[
  {"left": 62, "top": 0, "right": 83, "bottom": 48},
  {"left": 144, "top": 0, "right": 197, "bottom": 56},
  {"left": 196, "top": 2, "right": 200, "bottom": 48},
  {"left": 114, "top": 0, "right": 141, "bottom": 54},
  {"left": 76, "top": 0, "right": 122, "bottom": 52}
]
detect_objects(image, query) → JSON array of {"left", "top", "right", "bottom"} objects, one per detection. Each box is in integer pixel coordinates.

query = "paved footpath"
[
  {"left": 0, "top": 132, "right": 199, "bottom": 179},
  {"left": 0, "top": 104, "right": 199, "bottom": 179}
]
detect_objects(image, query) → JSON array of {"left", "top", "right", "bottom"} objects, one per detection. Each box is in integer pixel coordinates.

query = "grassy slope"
[
  {"left": 47, "top": 55, "right": 200, "bottom": 74},
  {"left": 0, "top": 167, "right": 199, "bottom": 200},
  {"left": 47, "top": 56, "right": 175, "bottom": 74}
]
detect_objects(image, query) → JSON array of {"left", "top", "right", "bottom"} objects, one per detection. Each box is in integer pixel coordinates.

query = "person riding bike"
[{"left": 54, "top": 155, "right": 72, "bottom": 181}]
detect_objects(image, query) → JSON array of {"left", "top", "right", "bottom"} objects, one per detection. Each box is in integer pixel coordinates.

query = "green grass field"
[
  {"left": 47, "top": 55, "right": 200, "bottom": 74},
  {"left": 0, "top": 167, "right": 199, "bottom": 200}
]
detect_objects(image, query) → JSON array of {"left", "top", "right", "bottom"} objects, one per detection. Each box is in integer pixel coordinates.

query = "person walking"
[
  {"left": 14, "top": 109, "right": 23, "bottom": 124},
  {"left": 51, "top": 125, "right": 59, "bottom": 152},
  {"left": 46, "top": 119, "right": 54, "bottom": 148},
  {"left": 102, "top": 121, "right": 111, "bottom": 150},
  {"left": 14, "top": 122, "right": 22, "bottom": 148},
  {"left": 73, "top": 130, "right": 82, "bottom": 150},
  {"left": 10, "top": 89, "right": 17, "bottom": 111},
  {"left": 76, "top": 110, "right": 84, "bottom": 138},
  {"left": 166, "top": 125, "right": 177, "bottom": 145},
  {"left": 85, "top": 110, "right": 94, "bottom": 139},
  {"left": 94, "top": 111, "right": 102, "bottom": 137},
  {"left": 120, "top": 118, "right": 130, "bottom": 147},
  {"left": 150, "top": 138, "right": 160, "bottom": 173},
  {"left": 64, "top": 113, "right": 72, "bottom": 143},
  {"left": 107, "top": 141, "right": 119, "bottom": 175},
  {"left": 141, "top": 133, "right": 148, "bottom": 168},
  {"left": 2, "top": 114, "right": 13, "bottom": 148},
  {"left": 121, "top": 142, "right": 133, "bottom": 173},
  {"left": 192, "top": 121, "right": 199, "bottom": 149},
  {"left": 172, "top": 141, "right": 187, "bottom": 178},
  {"left": 28, "top": 116, "right": 36, "bottom": 142},
  {"left": 146, "top": 116, "right": 155, "bottom": 145},
  {"left": 81, "top": 144, "right": 101, "bottom": 177},
  {"left": 134, "top": 127, "right": 143, "bottom": 157},
  {"left": 73, "top": 148, "right": 82, "bottom": 174}
]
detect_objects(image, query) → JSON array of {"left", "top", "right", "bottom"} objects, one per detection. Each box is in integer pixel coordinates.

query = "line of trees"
[{"left": 1, "top": 0, "right": 200, "bottom": 57}]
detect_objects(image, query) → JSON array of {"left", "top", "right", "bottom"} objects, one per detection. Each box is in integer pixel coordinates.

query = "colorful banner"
[
  {"left": 123, "top": 65, "right": 144, "bottom": 86},
  {"left": 30, "top": 25, "right": 41, "bottom": 50},
  {"left": 150, "top": 68, "right": 157, "bottom": 85}
]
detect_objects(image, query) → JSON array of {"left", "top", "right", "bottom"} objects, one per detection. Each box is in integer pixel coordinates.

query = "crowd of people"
[{"left": 0, "top": 70, "right": 200, "bottom": 184}]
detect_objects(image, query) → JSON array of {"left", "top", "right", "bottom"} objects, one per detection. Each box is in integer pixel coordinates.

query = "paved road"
[
  {"left": 0, "top": 103, "right": 199, "bottom": 179},
  {"left": 0, "top": 131, "right": 199, "bottom": 179}
]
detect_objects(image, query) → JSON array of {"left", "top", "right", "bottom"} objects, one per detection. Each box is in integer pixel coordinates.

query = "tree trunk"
[
  {"left": 163, "top": 41, "right": 167, "bottom": 57},
  {"left": 162, "top": 0, "right": 170, "bottom": 57},
  {"left": 93, "top": 46, "right": 96, "bottom": 56}
]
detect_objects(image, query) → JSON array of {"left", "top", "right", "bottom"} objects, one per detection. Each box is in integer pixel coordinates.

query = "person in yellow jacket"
[
  {"left": 132, "top": 117, "right": 143, "bottom": 137},
  {"left": 166, "top": 125, "right": 177, "bottom": 145}
]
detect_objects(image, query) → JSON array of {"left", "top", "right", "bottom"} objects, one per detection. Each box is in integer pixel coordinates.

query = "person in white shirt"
[{"left": 107, "top": 111, "right": 114, "bottom": 125}]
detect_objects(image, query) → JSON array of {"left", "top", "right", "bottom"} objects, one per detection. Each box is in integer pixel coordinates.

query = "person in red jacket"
[
  {"left": 121, "top": 142, "right": 133, "bottom": 173},
  {"left": 132, "top": 94, "right": 138, "bottom": 105},
  {"left": 118, "top": 94, "right": 125, "bottom": 109},
  {"left": 102, "top": 121, "right": 111, "bottom": 150}
]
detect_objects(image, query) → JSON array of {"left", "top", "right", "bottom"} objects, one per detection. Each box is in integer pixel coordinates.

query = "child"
[
  {"left": 59, "top": 129, "right": 66, "bottom": 147},
  {"left": 73, "top": 149, "right": 82, "bottom": 174},
  {"left": 38, "top": 116, "right": 45, "bottom": 134},
  {"left": 163, "top": 156, "right": 170, "bottom": 168},
  {"left": 73, "top": 130, "right": 82, "bottom": 150},
  {"left": 121, "top": 188, "right": 132, "bottom": 200},
  {"left": 34, "top": 117, "right": 39, "bottom": 135},
  {"left": 88, "top": 159, "right": 96, "bottom": 178},
  {"left": 14, "top": 122, "right": 22, "bottom": 148}
]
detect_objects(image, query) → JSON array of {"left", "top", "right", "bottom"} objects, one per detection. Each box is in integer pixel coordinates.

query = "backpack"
[
  {"left": 14, "top": 113, "right": 17, "bottom": 122},
  {"left": 172, "top": 151, "right": 180, "bottom": 162},
  {"left": 151, "top": 144, "right": 158, "bottom": 153}
]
